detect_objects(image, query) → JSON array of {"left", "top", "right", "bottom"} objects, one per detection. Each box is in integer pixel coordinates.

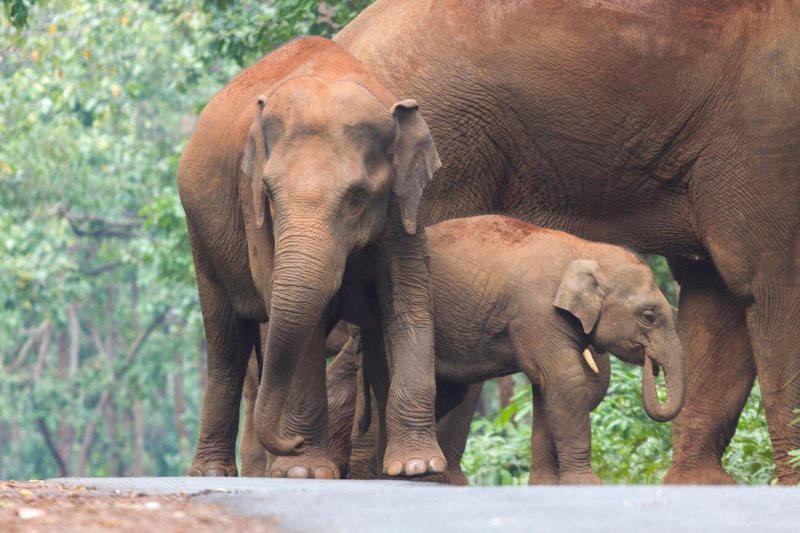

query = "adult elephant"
[
  {"left": 178, "top": 37, "right": 446, "bottom": 479},
  {"left": 335, "top": 0, "right": 800, "bottom": 484}
]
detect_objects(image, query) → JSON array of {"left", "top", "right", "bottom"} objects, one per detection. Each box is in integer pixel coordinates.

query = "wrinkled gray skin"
[{"left": 335, "top": 0, "right": 800, "bottom": 484}]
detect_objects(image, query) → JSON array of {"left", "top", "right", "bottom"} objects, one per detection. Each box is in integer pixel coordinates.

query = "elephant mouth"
[{"left": 649, "top": 354, "right": 661, "bottom": 377}]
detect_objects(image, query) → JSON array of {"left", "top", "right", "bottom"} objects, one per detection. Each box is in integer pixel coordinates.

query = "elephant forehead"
[
  {"left": 613, "top": 265, "right": 659, "bottom": 296},
  {"left": 266, "top": 77, "right": 391, "bottom": 131}
]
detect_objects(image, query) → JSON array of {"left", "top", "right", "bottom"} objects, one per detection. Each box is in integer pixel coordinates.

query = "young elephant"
[{"left": 353, "top": 215, "right": 685, "bottom": 485}]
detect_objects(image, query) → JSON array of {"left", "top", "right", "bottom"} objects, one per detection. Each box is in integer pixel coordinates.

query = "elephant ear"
[
  {"left": 553, "top": 259, "right": 604, "bottom": 335},
  {"left": 241, "top": 95, "right": 269, "bottom": 228},
  {"left": 390, "top": 99, "right": 441, "bottom": 235}
]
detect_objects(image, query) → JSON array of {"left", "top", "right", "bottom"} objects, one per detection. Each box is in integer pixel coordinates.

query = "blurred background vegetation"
[{"left": 0, "top": 0, "right": 776, "bottom": 483}]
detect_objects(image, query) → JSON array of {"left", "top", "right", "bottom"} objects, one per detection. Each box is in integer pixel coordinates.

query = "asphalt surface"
[{"left": 54, "top": 477, "right": 799, "bottom": 533}]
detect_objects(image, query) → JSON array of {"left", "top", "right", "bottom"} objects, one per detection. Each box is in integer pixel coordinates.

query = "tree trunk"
[
  {"left": 131, "top": 400, "right": 145, "bottom": 476},
  {"left": 498, "top": 376, "right": 514, "bottom": 410},
  {"left": 56, "top": 330, "right": 76, "bottom": 474},
  {"left": 173, "top": 349, "right": 188, "bottom": 453}
]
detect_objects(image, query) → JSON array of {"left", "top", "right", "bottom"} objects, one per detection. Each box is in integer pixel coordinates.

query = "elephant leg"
[
  {"left": 359, "top": 327, "right": 391, "bottom": 479},
  {"left": 240, "top": 346, "right": 268, "bottom": 476},
  {"left": 190, "top": 266, "right": 255, "bottom": 477},
  {"left": 745, "top": 274, "right": 800, "bottom": 485},
  {"left": 529, "top": 386, "right": 559, "bottom": 485},
  {"left": 325, "top": 330, "right": 362, "bottom": 477},
  {"left": 531, "top": 359, "right": 601, "bottom": 485},
  {"left": 268, "top": 320, "right": 339, "bottom": 479},
  {"left": 665, "top": 260, "right": 754, "bottom": 485},
  {"left": 434, "top": 381, "right": 482, "bottom": 486}
]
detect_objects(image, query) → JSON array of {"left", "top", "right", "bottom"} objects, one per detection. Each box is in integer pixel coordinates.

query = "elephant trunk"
[
  {"left": 255, "top": 226, "right": 345, "bottom": 456},
  {"left": 641, "top": 335, "right": 686, "bottom": 422}
]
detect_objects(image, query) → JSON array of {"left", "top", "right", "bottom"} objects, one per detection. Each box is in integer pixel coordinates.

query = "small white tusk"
[{"left": 582, "top": 348, "right": 599, "bottom": 374}]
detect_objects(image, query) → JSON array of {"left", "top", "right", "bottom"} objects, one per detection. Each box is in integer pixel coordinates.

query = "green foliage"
[
  {"left": 198, "top": 0, "right": 373, "bottom": 66},
  {"left": 461, "top": 385, "right": 532, "bottom": 486}
]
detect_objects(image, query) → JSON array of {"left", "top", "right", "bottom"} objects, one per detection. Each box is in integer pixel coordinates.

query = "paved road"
[{"left": 55, "top": 477, "right": 799, "bottom": 533}]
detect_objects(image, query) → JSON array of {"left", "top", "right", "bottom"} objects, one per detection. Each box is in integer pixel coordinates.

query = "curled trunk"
[{"left": 641, "top": 336, "right": 686, "bottom": 422}]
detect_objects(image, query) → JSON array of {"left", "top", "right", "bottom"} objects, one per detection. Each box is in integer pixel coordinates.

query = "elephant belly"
[{"left": 433, "top": 315, "right": 518, "bottom": 384}]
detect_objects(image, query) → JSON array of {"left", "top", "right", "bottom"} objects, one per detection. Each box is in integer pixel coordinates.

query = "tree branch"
[
  {"left": 116, "top": 307, "right": 170, "bottom": 378},
  {"left": 36, "top": 417, "right": 70, "bottom": 477},
  {"left": 12, "top": 320, "right": 49, "bottom": 369}
]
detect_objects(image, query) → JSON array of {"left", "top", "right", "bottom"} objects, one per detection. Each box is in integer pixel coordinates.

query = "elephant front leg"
[
  {"left": 381, "top": 320, "right": 447, "bottom": 477},
  {"left": 267, "top": 321, "right": 340, "bottom": 479},
  {"left": 539, "top": 366, "right": 601, "bottom": 485},
  {"left": 375, "top": 233, "right": 446, "bottom": 478},
  {"left": 190, "top": 271, "right": 254, "bottom": 477},
  {"left": 665, "top": 261, "right": 753, "bottom": 485}
]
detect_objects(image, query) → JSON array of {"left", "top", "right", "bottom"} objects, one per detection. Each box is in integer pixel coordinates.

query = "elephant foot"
[
  {"left": 664, "top": 464, "right": 736, "bottom": 485},
  {"left": 528, "top": 470, "right": 560, "bottom": 485},
  {"left": 189, "top": 454, "right": 238, "bottom": 477},
  {"left": 558, "top": 471, "right": 602, "bottom": 485},
  {"left": 382, "top": 440, "right": 447, "bottom": 478},
  {"left": 268, "top": 453, "right": 340, "bottom": 479}
]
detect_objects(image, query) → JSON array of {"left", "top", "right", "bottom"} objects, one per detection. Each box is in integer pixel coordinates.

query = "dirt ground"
[{"left": 0, "top": 480, "right": 279, "bottom": 533}]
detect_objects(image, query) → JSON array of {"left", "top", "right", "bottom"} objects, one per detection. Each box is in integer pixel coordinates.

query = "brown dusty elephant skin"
[
  {"left": 178, "top": 37, "right": 446, "bottom": 479},
  {"left": 335, "top": 0, "right": 800, "bottom": 484},
  {"left": 354, "top": 215, "right": 684, "bottom": 485}
]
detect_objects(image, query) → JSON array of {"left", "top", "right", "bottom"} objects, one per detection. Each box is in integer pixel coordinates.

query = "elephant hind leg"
[
  {"left": 240, "top": 342, "right": 269, "bottom": 477},
  {"left": 529, "top": 385, "right": 559, "bottom": 485},
  {"left": 665, "top": 259, "right": 754, "bottom": 485},
  {"left": 745, "top": 262, "right": 800, "bottom": 485},
  {"left": 434, "top": 381, "right": 482, "bottom": 485}
]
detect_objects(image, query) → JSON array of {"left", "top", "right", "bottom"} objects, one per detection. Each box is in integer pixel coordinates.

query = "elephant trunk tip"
[{"left": 641, "top": 354, "right": 684, "bottom": 423}]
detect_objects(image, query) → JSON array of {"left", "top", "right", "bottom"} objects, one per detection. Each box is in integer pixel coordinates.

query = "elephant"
[
  {"left": 178, "top": 36, "right": 447, "bottom": 479},
  {"left": 334, "top": 0, "right": 800, "bottom": 484},
  {"left": 349, "top": 215, "right": 684, "bottom": 485}
]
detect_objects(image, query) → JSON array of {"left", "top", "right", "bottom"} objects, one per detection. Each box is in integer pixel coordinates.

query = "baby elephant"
[{"left": 357, "top": 215, "right": 685, "bottom": 485}]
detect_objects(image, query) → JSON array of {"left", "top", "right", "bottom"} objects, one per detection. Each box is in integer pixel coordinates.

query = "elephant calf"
[{"left": 348, "top": 214, "right": 685, "bottom": 485}]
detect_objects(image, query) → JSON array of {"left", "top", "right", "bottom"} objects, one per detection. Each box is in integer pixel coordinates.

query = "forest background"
[{"left": 0, "top": 0, "right": 786, "bottom": 484}]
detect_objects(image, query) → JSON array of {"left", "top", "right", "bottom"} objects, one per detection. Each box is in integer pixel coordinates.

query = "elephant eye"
[
  {"left": 345, "top": 187, "right": 369, "bottom": 217},
  {"left": 639, "top": 310, "right": 657, "bottom": 326}
]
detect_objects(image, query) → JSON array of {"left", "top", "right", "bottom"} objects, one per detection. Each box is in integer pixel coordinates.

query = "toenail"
[
  {"left": 385, "top": 461, "right": 404, "bottom": 476},
  {"left": 428, "top": 457, "right": 447, "bottom": 473},
  {"left": 405, "top": 458, "right": 427, "bottom": 476},
  {"left": 287, "top": 465, "right": 311, "bottom": 479}
]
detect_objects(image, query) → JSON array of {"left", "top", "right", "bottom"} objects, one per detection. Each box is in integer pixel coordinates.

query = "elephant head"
[
  {"left": 554, "top": 259, "right": 686, "bottom": 422},
  {"left": 241, "top": 76, "right": 440, "bottom": 455}
]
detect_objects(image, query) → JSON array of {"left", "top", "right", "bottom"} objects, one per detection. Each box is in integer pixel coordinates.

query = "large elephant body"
[{"left": 335, "top": 0, "right": 800, "bottom": 483}]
